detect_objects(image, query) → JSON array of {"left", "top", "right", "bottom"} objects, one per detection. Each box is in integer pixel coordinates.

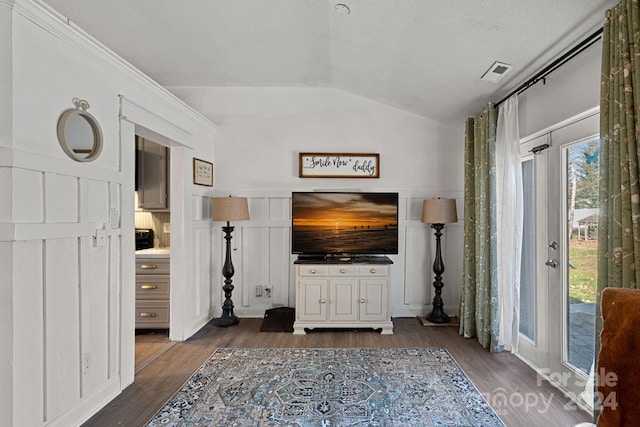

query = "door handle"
[
  {"left": 549, "top": 241, "right": 558, "bottom": 250},
  {"left": 545, "top": 259, "right": 558, "bottom": 268}
]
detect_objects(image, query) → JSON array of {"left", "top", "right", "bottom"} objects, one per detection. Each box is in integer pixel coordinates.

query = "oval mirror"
[{"left": 57, "top": 99, "right": 103, "bottom": 162}]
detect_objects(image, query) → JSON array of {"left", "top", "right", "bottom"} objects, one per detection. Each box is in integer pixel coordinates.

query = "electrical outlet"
[
  {"left": 83, "top": 352, "right": 92, "bottom": 374},
  {"left": 163, "top": 222, "right": 170, "bottom": 233},
  {"left": 255, "top": 285, "right": 263, "bottom": 297},
  {"left": 264, "top": 287, "right": 272, "bottom": 298}
]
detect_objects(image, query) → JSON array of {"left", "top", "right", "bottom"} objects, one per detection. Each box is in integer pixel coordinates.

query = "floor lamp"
[
  {"left": 212, "top": 196, "right": 250, "bottom": 327},
  {"left": 421, "top": 198, "right": 458, "bottom": 324}
]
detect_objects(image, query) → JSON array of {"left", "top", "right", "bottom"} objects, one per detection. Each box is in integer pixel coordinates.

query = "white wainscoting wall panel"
[{"left": 212, "top": 194, "right": 463, "bottom": 320}]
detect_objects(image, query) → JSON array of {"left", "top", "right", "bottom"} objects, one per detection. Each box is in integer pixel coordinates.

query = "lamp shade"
[
  {"left": 212, "top": 197, "right": 250, "bottom": 222},
  {"left": 421, "top": 198, "right": 457, "bottom": 224}
]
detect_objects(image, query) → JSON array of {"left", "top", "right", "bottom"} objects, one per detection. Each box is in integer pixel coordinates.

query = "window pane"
[
  {"left": 566, "top": 138, "right": 598, "bottom": 375},
  {"left": 520, "top": 159, "right": 535, "bottom": 340}
]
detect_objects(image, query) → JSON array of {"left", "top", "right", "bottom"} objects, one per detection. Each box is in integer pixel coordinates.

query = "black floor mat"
[{"left": 260, "top": 307, "right": 295, "bottom": 332}]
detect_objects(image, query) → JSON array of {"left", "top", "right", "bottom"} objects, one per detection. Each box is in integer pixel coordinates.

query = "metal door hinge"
[{"left": 531, "top": 144, "right": 550, "bottom": 154}]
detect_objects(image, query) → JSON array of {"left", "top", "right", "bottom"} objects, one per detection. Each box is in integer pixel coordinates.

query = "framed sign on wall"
[
  {"left": 193, "top": 158, "right": 213, "bottom": 186},
  {"left": 299, "top": 152, "right": 380, "bottom": 178}
]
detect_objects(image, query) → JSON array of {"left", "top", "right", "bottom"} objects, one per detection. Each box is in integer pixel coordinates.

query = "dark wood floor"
[{"left": 82, "top": 318, "right": 592, "bottom": 427}]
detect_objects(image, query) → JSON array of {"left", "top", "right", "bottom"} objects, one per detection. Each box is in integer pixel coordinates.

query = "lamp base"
[
  {"left": 216, "top": 223, "right": 239, "bottom": 328},
  {"left": 426, "top": 223, "right": 449, "bottom": 325},
  {"left": 215, "top": 312, "right": 239, "bottom": 327},
  {"left": 426, "top": 308, "right": 449, "bottom": 324}
]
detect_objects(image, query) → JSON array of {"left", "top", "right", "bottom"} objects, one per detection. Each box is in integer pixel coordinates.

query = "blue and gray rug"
[{"left": 147, "top": 347, "right": 504, "bottom": 426}]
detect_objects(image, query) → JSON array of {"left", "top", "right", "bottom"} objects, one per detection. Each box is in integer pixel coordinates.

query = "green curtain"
[
  {"left": 598, "top": 0, "right": 640, "bottom": 292},
  {"left": 596, "top": 0, "right": 640, "bottom": 416},
  {"left": 459, "top": 104, "right": 501, "bottom": 351},
  {"left": 598, "top": 0, "right": 640, "bottom": 313}
]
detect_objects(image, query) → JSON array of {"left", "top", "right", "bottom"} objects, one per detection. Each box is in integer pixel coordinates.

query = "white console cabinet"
[{"left": 293, "top": 257, "right": 393, "bottom": 335}]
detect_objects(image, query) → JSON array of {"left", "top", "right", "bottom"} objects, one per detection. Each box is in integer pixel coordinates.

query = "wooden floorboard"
[
  {"left": 82, "top": 318, "right": 592, "bottom": 427},
  {"left": 134, "top": 329, "right": 175, "bottom": 375}
]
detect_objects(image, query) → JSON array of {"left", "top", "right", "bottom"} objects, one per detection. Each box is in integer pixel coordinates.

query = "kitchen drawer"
[
  {"left": 136, "top": 276, "right": 170, "bottom": 300},
  {"left": 298, "top": 265, "right": 329, "bottom": 276},
  {"left": 136, "top": 258, "right": 170, "bottom": 275},
  {"left": 357, "top": 265, "right": 388, "bottom": 276},
  {"left": 135, "top": 300, "right": 170, "bottom": 328}
]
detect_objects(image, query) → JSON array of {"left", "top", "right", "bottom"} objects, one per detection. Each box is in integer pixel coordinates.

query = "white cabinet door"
[
  {"left": 329, "top": 279, "right": 358, "bottom": 322},
  {"left": 359, "top": 279, "right": 388, "bottom": 321},
  {"left": 297, "top": 279, "right": 328, "bottom": 321}
]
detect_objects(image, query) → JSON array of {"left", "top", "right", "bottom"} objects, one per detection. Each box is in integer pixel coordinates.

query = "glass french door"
[{"left": 518, "top": 111, "right": 599, "bottom": 410}]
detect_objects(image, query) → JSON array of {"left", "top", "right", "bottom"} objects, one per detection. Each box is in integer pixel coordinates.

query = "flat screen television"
[{"left": 291, "top": 192, "right": 399, "bottom": 257}]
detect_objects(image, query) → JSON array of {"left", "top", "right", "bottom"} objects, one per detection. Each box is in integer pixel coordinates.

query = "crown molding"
[{"left": 8, "top": 0, "right": 217, "bottom": 131}]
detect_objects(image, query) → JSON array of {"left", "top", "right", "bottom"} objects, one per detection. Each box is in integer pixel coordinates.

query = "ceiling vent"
[{"left": 481, "top": 61, "right": 514, "bottom": 83}]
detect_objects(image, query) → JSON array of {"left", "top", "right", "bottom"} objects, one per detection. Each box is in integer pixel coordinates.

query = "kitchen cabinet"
[
  {"left": 293, "top": 258, "right": 393, "bottom": 335},
  {"left": 135, "top": 255, "right": 170, "bottom": 328},
  {"left": 136, "top": 136, "right": 169, "bottom": 211}
]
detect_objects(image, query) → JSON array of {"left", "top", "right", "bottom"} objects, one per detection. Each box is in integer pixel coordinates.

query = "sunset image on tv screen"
[{"left": 292, "top": 192, "right": 398, "bottom": 255}]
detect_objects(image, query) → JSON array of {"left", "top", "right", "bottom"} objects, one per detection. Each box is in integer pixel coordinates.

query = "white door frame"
[{"left": 118, "top": 96, "right": 192, "bottom": 388}]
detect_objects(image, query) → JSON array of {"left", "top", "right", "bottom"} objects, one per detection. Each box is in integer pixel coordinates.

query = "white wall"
[
  {"left": 170, "top": 86, "right": 466, "bottom": 319},
  {"left": 518, "top": 38, "right": 602, "bottom": 139},
  {"left": 0, "top": 3, "right": 14, "bottom": 422},
  {"left": 0, "top": 1, "right": 218, "bottom": 426},
  {"left": 169, "top": 35, "right": 603, "bottom": 325}
]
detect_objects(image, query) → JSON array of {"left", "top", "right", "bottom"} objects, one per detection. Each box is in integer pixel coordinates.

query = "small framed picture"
[{"left": 193, "top": 158, "right": 213, "bottom": 186}]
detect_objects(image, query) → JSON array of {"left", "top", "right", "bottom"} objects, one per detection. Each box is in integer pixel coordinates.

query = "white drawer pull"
[
  {"left": 320, "top": 299, "right": 326, "bottom": 304},
  {"left": 310, "top": 269, "right": 316, "bottom": 274},
  {"left": 141, "top": 264, "right": 157, "bottom": 270},
  {"left": 140, "top": 312, "right": 157, "bottom": 317},
  {"left": 340, "top": 268, "right": 347, "bottom": 274},
  {"left": 370, "top": 268, "right": 376, "bottom": 274},
  {"left": 360, "top": 298, "right": 366, "bottom": 303},
  {"left": 141, "top": 284, "right": 157, "bottom": 289}
]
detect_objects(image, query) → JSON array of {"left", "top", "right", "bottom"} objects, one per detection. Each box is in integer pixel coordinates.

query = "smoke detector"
[{"left": 481, "top": 61, "right": 514, "bottom": 83}]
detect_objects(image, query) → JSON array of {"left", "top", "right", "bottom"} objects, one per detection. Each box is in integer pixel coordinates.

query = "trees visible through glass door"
[{"left": 566, "top": 138, "right": 599, "bottom": 375}]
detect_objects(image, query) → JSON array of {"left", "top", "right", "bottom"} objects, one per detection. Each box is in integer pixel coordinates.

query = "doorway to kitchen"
[
  {"left": 134, "top": 136, "right": 172, "bottom": 372},
  {"left": 118, "top": 95, "right": 193, "bottom": 389}
]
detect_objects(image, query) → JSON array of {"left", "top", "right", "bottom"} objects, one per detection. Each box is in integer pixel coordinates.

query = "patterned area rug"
[{"left": 146, "top": 348, "right": 504, "bottom": 426}]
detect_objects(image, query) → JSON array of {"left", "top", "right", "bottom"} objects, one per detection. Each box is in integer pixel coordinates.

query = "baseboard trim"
[{"left": 46, "top": 377, "right": 121, "bottom": 427}]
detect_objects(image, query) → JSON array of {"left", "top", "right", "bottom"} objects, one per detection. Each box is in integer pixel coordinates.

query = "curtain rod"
[{"left": 494, "top": 27, "right": 604, "bottom": 108}]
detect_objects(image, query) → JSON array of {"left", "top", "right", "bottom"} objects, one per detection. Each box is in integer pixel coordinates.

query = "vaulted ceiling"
[{"left": 43, "top": 0, "right": 616, "bottom": 124}]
